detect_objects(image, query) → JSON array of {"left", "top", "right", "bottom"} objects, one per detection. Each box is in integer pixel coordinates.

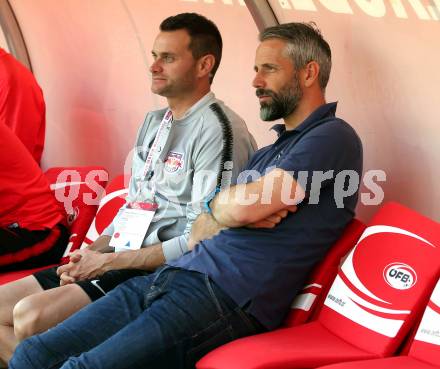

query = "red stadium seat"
[
  {"left": 316, "top": 278, "right": 440, "bottom": 369},
  {"left": 0, "top": 166, "right": 108, "bottom": 285},
  {"left": 197, "top": 202, "right": 440, "bottom": 369},
  {"left": 44, "top": 166, "right": 108, "bottom": 255},
  {"left": 408, "top": 277, "right": 440, "bottom": 366},
  {"left": 81, "top": 174, "right": 128, "bottom": 248},
  {"left": 285, "top": 219, "right": 366, "bottom": 327}
]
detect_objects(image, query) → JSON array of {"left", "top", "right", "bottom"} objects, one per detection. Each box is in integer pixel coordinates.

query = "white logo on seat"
[
  {"left": 383, "top": 263, "right": 417, "bottom": 290},
  {"left": 50, "top": 181, "right": 86, "bottom": 190}
]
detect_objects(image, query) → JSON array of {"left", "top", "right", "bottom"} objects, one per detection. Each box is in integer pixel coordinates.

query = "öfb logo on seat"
[{"left": 383, "top": 263, "right": 417, "bottom": 290}]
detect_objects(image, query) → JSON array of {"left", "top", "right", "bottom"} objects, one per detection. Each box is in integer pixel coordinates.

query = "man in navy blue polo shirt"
[{"left": 10, "top": 22, "right": 362, "bottom": 369}]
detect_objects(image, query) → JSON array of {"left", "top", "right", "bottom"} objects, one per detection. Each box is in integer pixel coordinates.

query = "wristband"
[{"left": 204, "top": 186, "right": 221, "bottom": 214}]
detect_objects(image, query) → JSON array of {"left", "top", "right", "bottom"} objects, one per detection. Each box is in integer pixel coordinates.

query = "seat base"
[
  {"left": 197, "top": 321, "right": 378, "bottom": 369},
  {"left": 318, "top": 356, "right": 439, "bottom": 369}
]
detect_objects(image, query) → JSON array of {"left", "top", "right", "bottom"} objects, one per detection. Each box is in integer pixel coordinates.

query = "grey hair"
[{"left": 259, "top": 22, "right": 332, "bottom": 91}]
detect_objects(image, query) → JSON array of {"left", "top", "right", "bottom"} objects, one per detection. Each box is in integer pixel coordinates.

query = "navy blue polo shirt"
[{"left": 170, "top": 102, "right": 363, "bottom": 330}]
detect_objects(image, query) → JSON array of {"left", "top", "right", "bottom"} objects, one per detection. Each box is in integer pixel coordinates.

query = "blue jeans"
[{"left": 10, "top": 267, "right": 264, "bottom": 369}]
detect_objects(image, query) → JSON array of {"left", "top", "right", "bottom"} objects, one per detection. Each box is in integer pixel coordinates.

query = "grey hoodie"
[{"left": 103, "top": 92, "right": 257, "bottom": 260}]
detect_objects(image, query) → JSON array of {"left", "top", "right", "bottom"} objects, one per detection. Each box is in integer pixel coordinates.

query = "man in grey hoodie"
[{"left": 0, "top": 13, "right": 256, "bottom": 366}]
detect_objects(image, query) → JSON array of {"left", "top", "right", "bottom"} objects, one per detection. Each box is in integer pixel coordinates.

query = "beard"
[{"left": 256, "top": 77, "right": 303, "bottom": 121}]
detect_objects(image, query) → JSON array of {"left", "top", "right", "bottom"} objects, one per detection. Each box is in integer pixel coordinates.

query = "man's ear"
[
  {"left": 197, "top": 54, "right": 215, "bottom": 79},
  {"left": 302, "top": 61, "right": 320, "bottom": 88}
]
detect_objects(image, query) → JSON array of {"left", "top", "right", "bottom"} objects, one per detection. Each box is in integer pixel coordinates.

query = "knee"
[{"left": 13, "top": 297, "right": 44, "bottom": 341}]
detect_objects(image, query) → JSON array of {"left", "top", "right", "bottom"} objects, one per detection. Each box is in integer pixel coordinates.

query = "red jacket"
[
  {"left": 0, "top": 48, "right": 45, "bottom": 164},
  {"left": 0, "top": 123, "right": 64, "bottom": 230}
]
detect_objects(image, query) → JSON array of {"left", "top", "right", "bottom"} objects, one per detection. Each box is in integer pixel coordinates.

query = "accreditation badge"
[{"left": 109, "top": 202, "right": 158, "bottom": 250}]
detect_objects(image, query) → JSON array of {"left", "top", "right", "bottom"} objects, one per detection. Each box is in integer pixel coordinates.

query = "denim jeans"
[{"left": 10, "top": 267, "right": 264, "bottom": 369}]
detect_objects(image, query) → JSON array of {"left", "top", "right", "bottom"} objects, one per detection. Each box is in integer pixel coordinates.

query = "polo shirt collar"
[{"left": 271, "top": 102, "right": 338, "bottom": 136}]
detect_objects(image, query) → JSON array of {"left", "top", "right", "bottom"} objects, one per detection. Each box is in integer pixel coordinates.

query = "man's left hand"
[
  {"left": 56, "top": 249, "right": 111, "bottom": 283},
  {"left": 188, "top": 213, "right": 227, "bottom": 251}
]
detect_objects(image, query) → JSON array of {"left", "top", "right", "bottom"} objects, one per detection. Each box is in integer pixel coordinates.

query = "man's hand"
[
  {"left": 211, "top": 168, "right": 305, "bottom": 227},
  {"left": 188, "top": 213, "right": 226, "bottom": 251},
  {"left": 246, "top": 205, "right": 298, "bottom": 229},
  {"left": 87, "top": 235, "right": 112, "bottom": 253},
  {"left": 57, "top": 249, "right": 110, "bottom": 285}
]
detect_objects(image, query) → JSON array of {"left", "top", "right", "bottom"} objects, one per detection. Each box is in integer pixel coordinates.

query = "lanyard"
[
  {"left": 142, "top": 109, "right": 173, "bottom": 180},
  {"left": 134, "top": 109, "right": 173, "bottom": 202}
]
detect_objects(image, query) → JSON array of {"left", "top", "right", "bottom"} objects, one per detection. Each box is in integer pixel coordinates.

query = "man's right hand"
[
  {"left": 57, "top": 249, "right": 111, "bottom": 285},
  {"left": 246, "top": 205, "right": 298, "bottom": 229},
  {"left": 86, "top": 235, "right": 112, "bottom": 253},
  {"left": 58, "top": 235, "right": 112, "bottom": 286},
  {"left": 189, "top": 205, "right": 298, "bottom": 251}
]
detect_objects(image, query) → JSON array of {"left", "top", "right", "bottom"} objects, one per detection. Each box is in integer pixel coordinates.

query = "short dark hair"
[
  {"left": 260, "top": 22, "right": 332, "bottom": 90},
  {"left": 160, "top": 13, "right": 222, "bottom": 84}
]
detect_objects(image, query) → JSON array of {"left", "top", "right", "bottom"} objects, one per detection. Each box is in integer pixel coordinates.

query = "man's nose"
[
  {"left": 150, "top": 59, "right": 162, "bottom": 74},
  {"left": 252, "top": 72, "right": 265, "bottom": 89}
]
